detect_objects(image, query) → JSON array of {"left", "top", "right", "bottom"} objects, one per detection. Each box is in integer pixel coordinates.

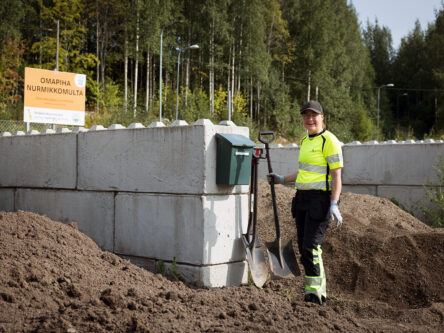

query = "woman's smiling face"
[{"left": 302, "top": 110, "right": 324, "bottom": 135}]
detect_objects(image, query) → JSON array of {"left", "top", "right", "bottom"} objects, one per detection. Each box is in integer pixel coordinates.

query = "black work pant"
[{"left": 292, "top": 190, "right": 331, "bottom": 276}]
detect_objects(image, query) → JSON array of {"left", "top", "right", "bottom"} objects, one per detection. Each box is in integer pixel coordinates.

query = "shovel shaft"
[
  {"left": 251, "top": 154, "right": 259, "bottom": 249},
  {"left": 269, "top": 177, "right": 281, "bottom": 239},
  {"left": 246, "top": 160, "right": 254, "bottom": 237},
  {"left": 259, "top": 131, "right": 281, "bottom": 240}
]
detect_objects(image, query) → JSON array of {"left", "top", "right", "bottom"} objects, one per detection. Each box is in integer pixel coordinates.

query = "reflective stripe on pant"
[
  {"left": 292, "top": 190, "right": 331, "bottom": 301},
  {"left": 305, "top": 245, "right": 326, "bottom": 300}
]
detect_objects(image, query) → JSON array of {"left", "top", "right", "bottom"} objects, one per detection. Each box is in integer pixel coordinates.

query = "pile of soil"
[
  {"left": 1, "top": 181, "right": 443, "bottom": 332},
  {"left": 257, "top": 181, "right": 444, "bottom": 331}
]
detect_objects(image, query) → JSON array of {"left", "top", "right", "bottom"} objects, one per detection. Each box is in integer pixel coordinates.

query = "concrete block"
[
  {"left": 342, "top": 185, "right": 377, "bottom": 196},
  {"left": 202, "top": 194, "right": 249, "bottom": 265},
  {"left": 109, "top": 124, "right": 125, "bottom": 130},
  {"left": 13, "top": 131, "right": 25, "bottom": 136},
  {"left": 147, "top": 122, "right": 165, "bottom": 128},
  {"left": 27, "top": 130, "right": 39, "bottom": 135},
  {"left": 163, "top": 261, "right": 248, "bottom": 287},
  {"left": 118, "top": 254, "right": 156, "bottom": 272},
  {"left": 128, "top": 122, "right": 145, "bottom": 129},
  {"left": 78, "top": 126, "right": 206, "bottom": 194},
  {"left": 56, "top": 128, "right": 71, "bottom": 133},
  {"left": 73, "top": 127, "right": 87, "bottom": 132},
  {"left": 0, "top": 133, "right": 77, "bottom": 188},
  {"left": 78, "top": 123, "right": 253, "bottom": 194},
  {"left": 218, "top": 120, "right": 236, "bottom": 127},
  {"left": 90, "top": 125, "right": 106, "bottom": 131},
  {"left": 0, "top": 189, "right": 14, "bottom": 211},
  {"left": 115, "top": 193, "right": 248, "bottom": 265},
  {"left": 0, "top": 132, "right": 11, "bottom": 137},
  {"left": 194, "top": 119, "right": 214, "bottom": 126},
  {"left": 115, "top": 193, "right": 204, "bottom": 264},
  {"left": 171, "top": 120, "right": 189, "bottom": 126},
  {"left": 342, "top": 143, "right": 444, "bottom": 186},
  {"left": 15, "top": 189, "right": 114, "bottom": 251}
]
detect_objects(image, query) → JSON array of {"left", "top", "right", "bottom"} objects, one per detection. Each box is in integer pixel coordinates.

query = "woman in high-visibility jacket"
[{"left": 268, "top": 100, "right": 343, "bottom": 306}]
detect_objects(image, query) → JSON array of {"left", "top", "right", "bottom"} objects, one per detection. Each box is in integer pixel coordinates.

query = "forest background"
[{"left": 0, "top": 0, "right": 443, "bottom": 143}]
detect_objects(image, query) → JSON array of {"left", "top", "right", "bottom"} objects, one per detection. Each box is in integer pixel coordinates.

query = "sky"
[{"left": 350, "top": 0, "right": 443, "bottom": 49}]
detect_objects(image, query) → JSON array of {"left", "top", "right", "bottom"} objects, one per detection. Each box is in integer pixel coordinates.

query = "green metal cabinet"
[{"left": 216, "top": 133, "right": 255, "bottom": 185}]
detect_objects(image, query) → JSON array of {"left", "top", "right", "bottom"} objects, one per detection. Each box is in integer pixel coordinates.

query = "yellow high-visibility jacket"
[{"left": 295, "top": 130, "right": 343, "bottom": 191}]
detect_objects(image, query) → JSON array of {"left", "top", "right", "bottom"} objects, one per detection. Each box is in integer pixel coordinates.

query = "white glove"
[
  {"left": 329, "top": 200, "right": 343, "bottom": 227},
  {"left": 267, "top": 173, "right": 284, "bottom": 185}
]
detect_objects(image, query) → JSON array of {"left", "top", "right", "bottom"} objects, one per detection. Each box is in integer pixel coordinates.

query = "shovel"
[
  {"left": 259, "top": 131, "right": 300, "bottom": 278},
  {"left": 242, "top": 148, "right": 268, "bottom": 288}
]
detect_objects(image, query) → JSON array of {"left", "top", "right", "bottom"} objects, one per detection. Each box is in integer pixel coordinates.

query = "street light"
[
  {"left": 175, "top": 44, "right": 199, "bottom": 121},
  {"left": 377, "top": 83, "right": 394, "bottom": 140},
  {"left": 396, "top": 93, "right": 408, "bottom": 124},
  {"left": 159, "top": 21, "right": 182, "bottom": 122}
]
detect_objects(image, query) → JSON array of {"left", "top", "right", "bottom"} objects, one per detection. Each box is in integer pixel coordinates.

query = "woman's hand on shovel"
[{"left": 267, "top": 173, "right": 285, "bottom": 185}]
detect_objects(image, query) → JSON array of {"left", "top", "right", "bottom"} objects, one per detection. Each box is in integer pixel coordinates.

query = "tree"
[
  {"left": 3, "top": 0, "right": 441, "bottom": 141},
  {"left": 0, "top": 38, "right": 24, "bottom": 115},
  {"left": 30, "top": 0, "right": 98, "bottom": 108},
  {"left": 0, "top": 0, "right": 24, "bottom": 43},
  {"left": 363, "top": 19, "right": 395, "bottom": 86},
  {"left": 282, "top": 0, "right": 375, "bottom": 142},
  {"left": 423, "top": 6, "right": 444, "bottom": 134},
  {"left": 392, "top": 21, "right": 426, "bottom": 135},
  {"left": 0, "top": 0, "right": 25, "bottom": 115},
  {"left": 239, "top": 0, "right": 270, "bottom": 124}
]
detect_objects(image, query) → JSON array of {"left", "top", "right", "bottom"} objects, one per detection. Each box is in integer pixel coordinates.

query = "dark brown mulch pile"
[{"left": 0, "top": 181, "right": 443, "bottom": 332}]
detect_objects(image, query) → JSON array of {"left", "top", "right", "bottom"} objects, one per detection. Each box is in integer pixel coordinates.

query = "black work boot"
[{"left": 304, "top": 294, "right": 326, "bottom": 306}]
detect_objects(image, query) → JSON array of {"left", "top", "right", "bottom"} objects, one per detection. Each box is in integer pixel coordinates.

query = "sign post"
[{"left": 24, "top": 67, "right": 86, "bottom": 128}]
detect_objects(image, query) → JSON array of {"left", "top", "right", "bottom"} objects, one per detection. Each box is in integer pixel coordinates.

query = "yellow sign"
[{"left": 24, "top": 67, "right": 86, "bottom": 126}]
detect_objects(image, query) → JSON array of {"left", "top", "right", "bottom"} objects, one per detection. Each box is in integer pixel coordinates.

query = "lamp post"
[
  {"left": 175, "top": 44, "right": 199, "bottom": 121},
  {"left": 396, "top": 93, "right": 408, "bottom": 124},
  {"left": 377, "top": 83, "right": 394, "bottom": 140},
  {"left": 55, "top": 19, "right": 60, "bottom": 72},
  {"left": 159, "top": 21, "right": 181, "bottom": 122}
]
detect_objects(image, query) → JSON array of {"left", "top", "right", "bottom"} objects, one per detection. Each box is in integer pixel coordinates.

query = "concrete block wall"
[
  {"left": 257, "top": 140, "right": 444, "bottom": 220},
  {"left": 0, "top": 120, "right": 251, "bottom": 287},
  {"left": 2, "top": 122, "right": 442, "bottom": 288}
]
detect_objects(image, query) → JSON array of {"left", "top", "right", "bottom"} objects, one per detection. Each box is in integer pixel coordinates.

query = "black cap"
[{"left": 300, "top": 100, "right": 323, "bottom": 114}]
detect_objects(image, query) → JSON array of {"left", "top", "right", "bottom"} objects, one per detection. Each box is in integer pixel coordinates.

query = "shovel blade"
[
  {"left": 266, "top": 239, "right": 301, "bottom": 278},
  {"left": 242, "top": 234, "right": 268, "bottom": 288}
]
